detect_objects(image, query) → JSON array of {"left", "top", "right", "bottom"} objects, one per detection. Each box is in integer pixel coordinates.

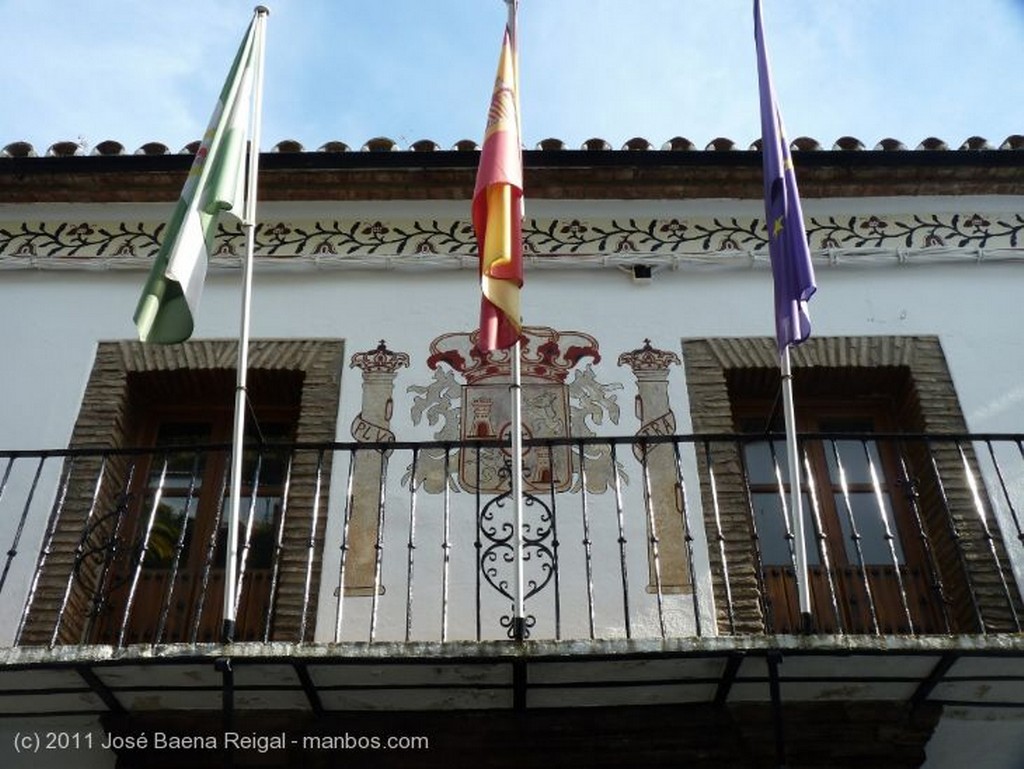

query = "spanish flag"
[{"left": 473, "top": 21, "right": 523, "bottom": 352}]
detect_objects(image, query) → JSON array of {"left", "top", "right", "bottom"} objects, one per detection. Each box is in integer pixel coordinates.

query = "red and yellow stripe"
[{"left": 473, "top": 27, "right": 523, "bottom": 352}]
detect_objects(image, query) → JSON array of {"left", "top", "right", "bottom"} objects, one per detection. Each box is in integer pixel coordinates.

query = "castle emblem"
[{"left": 407, "top": 326, "right": 622, "bottom": 494}]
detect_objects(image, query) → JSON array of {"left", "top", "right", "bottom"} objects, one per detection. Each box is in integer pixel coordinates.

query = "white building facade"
[{"left": 0, "top": 138, "right": 1022, "bottom": 768}]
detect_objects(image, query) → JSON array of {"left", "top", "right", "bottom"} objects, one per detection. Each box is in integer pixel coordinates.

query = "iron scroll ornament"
[
  {"left": 73, "top": 491, "right": 141, "bottom": 619},
  {"left": 477, "top": 465, "right": 556, "bottom": 640}
]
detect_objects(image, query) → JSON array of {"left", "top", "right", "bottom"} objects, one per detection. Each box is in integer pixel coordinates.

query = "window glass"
[
  {"left": 751, "top": 491, "right": 820, "bottom": 566},
  {"left": 743, "top": 439, "right": 789, "bottom": 485},
  {"left": 141, "top": 423, "right": 212, "bottom": 569},
  {"left": 824, "top": 438, "right": 884, "bottom": 487},
  {"left": 834, "top": 491, "right": 905, "bottom": 564},
  {"left": 216, "top": 423, "right": 293, "bottom": 569}
]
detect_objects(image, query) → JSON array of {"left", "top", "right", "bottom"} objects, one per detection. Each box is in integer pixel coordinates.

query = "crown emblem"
[
  {"left": 617, "top": 339, "right": 681, "bottom": 373},
  {"left": 350, "top": 340, "right": 411, "bottom": 374},
  {"left": 427, "top": 326, "right": 600, "bottom": 384}
]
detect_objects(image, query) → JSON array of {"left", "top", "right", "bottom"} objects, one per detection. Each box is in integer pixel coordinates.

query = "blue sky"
[{"left": 2, "top": 0, "right": 1023, "bottom": 154}]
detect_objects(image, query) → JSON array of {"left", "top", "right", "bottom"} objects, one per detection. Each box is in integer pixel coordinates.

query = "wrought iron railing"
[{"left": 1, "top": 433, "right": 1022, "bottom": 648}]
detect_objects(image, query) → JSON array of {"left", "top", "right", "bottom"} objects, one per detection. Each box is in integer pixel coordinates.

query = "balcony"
[
  {"left": 0, "top": 432, "right": 1022, "bottom": 765},
  {"left": 1, "top": 432, "right": 1020, "bottom": 649}
]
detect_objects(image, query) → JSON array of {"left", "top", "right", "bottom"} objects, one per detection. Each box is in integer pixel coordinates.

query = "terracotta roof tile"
[
  {"left": 623, "top": 137, "right": 654, "bottom": 151},
  {"left": 91, "top": 140, "right": 125, "bottom": 156},
  {"left": 272, "top": 139, "right": 305, "bottom": 153},
  {"left": 361, "top": 137, "right": 399, "bottom": 152},
  {"left": 662, "top": 137, "right": 696, "bottom": 151},
  {"left": 317, "top": 141, "right": 350, "bottom": 153},
  {"left": 410, "top": 139, "right": 442, "bottom": 152},
  {"left": 2, "top": 141, "right": 36, "bottom": 158},
  {"left": 537, "top": 138, "right": 566, "bottom": 151},
  {"left": 135, "top": 142, "right": 170, "bottom": 156},
  {"left": 4, "top": 134, "right": 1024, "bottom": 158},
  {"left": 705, "top": 137, "right": 736, "bottom": 151},
  {"left": 960, "top": 136, "right": 993, "bottom": 151},
  {"left": 46, "top": 141, "right": 83, "bottom": 157},
  {"left": 917, "top": 137, "right": 949, "bottom": 151},
  {"left": 875, "top": 138, "right": 907, "bottom": 151},
  {"left": 791, "top": 136, "right": 822, "bottom": 151},
  {"left": 833, "top": 136, "right": 865, "bottom": 151}
]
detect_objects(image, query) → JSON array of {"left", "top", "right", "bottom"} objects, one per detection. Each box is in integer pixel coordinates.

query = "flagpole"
[
  {"left": 510, "top": 342, "right": 526, "bottom": 640},
  {"left": 223, "top": 5, "right": 269, "bottom": 644},
  {"left": 756, "top": 0, "right": 816, "bottom": 634},
  {"left": 501, "top": 0, "right": 527, "bottom": 642},
  {"left": 780, "top": 344, "right": 812, "bottom": 630}
]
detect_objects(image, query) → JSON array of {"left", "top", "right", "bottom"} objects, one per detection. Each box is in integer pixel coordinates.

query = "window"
[
  {"left": 90, "top": 370, "right": 300, "bottom": 644},
  {"left": 17, "top": 340, "right": 344, "bottom": 647},
  {"left": 736, "top": 402, "right": 942, "bottom": 634},
  {"left": 682, "top": 336, "right": 1021, "bottom": 635}
]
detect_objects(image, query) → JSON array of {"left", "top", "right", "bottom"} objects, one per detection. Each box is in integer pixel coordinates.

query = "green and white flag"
[{"left": 134, "top": 15, "right": 259, "bottom": 343}]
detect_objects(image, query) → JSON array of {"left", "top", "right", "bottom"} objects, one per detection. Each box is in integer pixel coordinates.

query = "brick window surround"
[
  {"left": 19, "top": 339, "right": 344, "bottom": 645},
  {"left": 682, "top": 335, "right": 1022, "bottom": 635}
]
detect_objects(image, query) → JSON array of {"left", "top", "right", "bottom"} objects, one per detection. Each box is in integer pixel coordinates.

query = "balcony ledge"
[{"left": 2, "top": 634, "right": 1022, "bottom": 716}]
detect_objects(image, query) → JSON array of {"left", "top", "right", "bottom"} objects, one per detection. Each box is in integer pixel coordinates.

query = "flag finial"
[{"left": 254, "top": 5, "right": 270, "bottom": 16}]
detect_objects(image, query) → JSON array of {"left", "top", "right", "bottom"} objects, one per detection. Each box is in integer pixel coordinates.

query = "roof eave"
[{"left": 1, "top": 149, "right": 1022, "bottom": 203}]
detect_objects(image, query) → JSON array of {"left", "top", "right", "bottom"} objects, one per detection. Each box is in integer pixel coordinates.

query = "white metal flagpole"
[
  {"left": 756, "top": 0, "right": 817, "bottom": 633},
  {"left": 503, "top": 0, "right": 527, "bottom": 642},
  {"left": 510, "top": 342, "right": 526, "bottom": 639},
  {"left": 223, "top": 5, "right": 269, "bottom": 644},
  {"left": 780, "top": 344, "right": 813, "bottom": 630}
]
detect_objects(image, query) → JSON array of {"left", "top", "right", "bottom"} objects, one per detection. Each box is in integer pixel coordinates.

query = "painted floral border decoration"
[{"left": 1, "top": 213, "right": 1021, "bottom": 260}]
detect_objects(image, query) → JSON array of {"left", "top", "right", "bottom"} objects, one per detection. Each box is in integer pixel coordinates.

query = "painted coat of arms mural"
[
  {"left": 344, "top": 330, "right": 690, "bottom": 636},
  {"left": 409, "top": 327, "right": 621, "bottom": 495}
]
